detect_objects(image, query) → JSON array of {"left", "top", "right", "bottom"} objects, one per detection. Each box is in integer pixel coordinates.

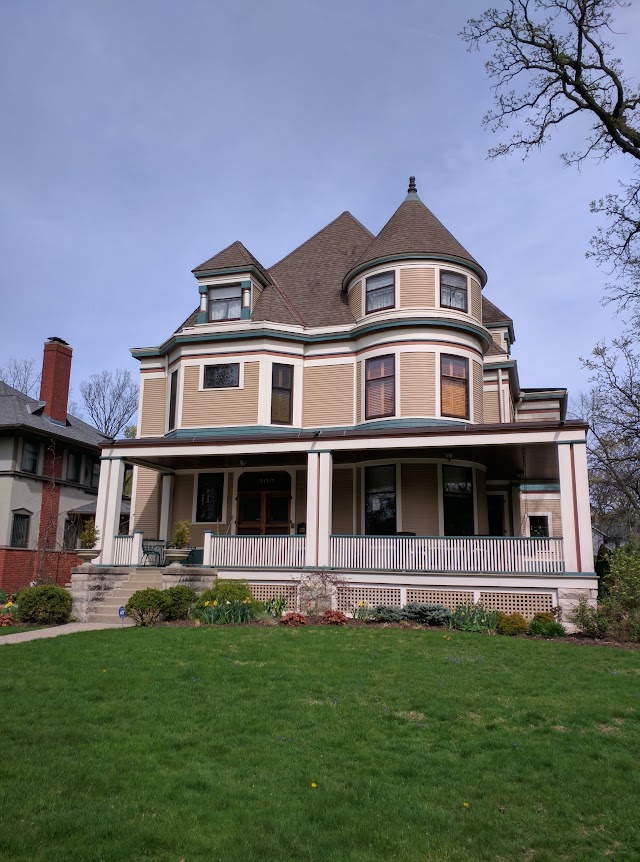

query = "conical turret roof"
[{"left": 346, "top": 178, "right": 486, "bottom": 285}]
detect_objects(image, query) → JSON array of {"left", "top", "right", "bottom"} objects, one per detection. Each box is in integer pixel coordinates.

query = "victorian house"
[{"left": 88, "top": 178, "right": 595, "bottom": 619}]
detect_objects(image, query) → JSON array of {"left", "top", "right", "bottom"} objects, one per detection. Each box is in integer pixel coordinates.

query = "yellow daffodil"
[
  {"left": 463, "top": 802, "right": 470, "bottom": 808},
  {"left": 204, "top": 601, "right": 210, "bottom": 607},
  {"left": 311, "top": 783, "right": 317, "bottom": 788}
]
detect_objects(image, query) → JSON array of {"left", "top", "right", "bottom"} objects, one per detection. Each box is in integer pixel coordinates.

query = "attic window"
[
  {"left": 366, "top": 272, "right": 395, "bottom": 314},
  {"left": 209, "top": 284, "right": 242, "bottom": 321}
]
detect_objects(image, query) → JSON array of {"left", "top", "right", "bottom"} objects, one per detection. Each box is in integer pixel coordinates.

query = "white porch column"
[
  {"left": 558, "top": 444, "right": 578, "bottom": 573},
  {"left": 572, "top": 442, "right": 595, "bottom": 573},
  {"left": 159, "top": 473, "right": 174, "bottom": 541},
  {"left": 317, "top": 451, "right": 333, "bottom": 567},
  {"left": 305, "top": 453, "right": 319, "bottom": 567},
  {"left": 131, "top": 530, "right": 144, "bottom": 565},
  {"left": 96, "top": 458, "right": 125, "bottom": 565}
]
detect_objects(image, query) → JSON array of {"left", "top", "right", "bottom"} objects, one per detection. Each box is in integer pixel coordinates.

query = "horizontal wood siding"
[
  {"left": 483, "top": 387, "right": 500, "bottom": 423},
  {"left": 332, "top": 468, "right": 354, "bottom": 534},
  {"left": 182, "top": 363, "right": 259, "bottom": 427},
  {"left": 470, "top": 278, "right": 482, "bottom": 321},
  {"left": 472, "top": 360, "right": 484, "bottom": 423},
  {"left": 295, "top": 469, "right": 307, "bottom": 529},
  {"left": 516, "top": 401, "right": 561, "bottom": 422},
  {"left": 171, "top": 471, "right": 232, "bottom": 546},
  {"left": 356, "top": 361, "right": 362, "bottom": 424},
  {"left": 400, "top": 267, "right": 435, "bottom": 308},
  {"left": 139, "top": 378, "right": 166, "bottom": 437},
  {"left": 348, "top": 280, "right": 363, "bottom": 318},
  {"left": 303, "top": 364, "right": 354, "bottom": 427},
  {"left": 400, "top": 352, "right": 436, "bottom": 417},
  {"left": 401, "top": 463, "right": 439, "bottom": 535},
  {"left": 134, "top": 467, "right": 161, "bottom": 538},
  {"left": 476, "top": 469, "right": 489, "bottom": 534},
  {"left": 522, "top": 493, "right": 562, "bottom": 537}
]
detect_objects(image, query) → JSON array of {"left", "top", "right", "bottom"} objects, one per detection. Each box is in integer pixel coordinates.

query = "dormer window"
[
  {"left": 440, "top": 271, "right": 468, "bottom": 312},
  {"left": 209, "top": 284, "right": 242, "bottom": 321},
  {"left": 366, "top": 271, "right": 395, "bottom": 313}
]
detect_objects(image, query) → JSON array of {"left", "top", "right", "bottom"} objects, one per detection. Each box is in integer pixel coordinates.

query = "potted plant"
[
  {"left": 76, "top": 519, "right": 101, "bottom": 564},
  {"left": 164, "top": 520, "right": 192, "bottom": 567}
]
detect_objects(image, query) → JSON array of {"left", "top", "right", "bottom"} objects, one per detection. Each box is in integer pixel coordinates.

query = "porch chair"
[{"left": 141, "top": 539, "right": 165, "bottom": 566}]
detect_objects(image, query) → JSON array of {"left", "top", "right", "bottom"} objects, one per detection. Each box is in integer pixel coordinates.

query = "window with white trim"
[
  {"left": 365, "top": 271, "right": 395, "bottom": 313},
  {"left": 529, "top": 515, "right": 550, "bottom": 537},
  {"left": 440, "top": 270, "right": 468, "bottom": 311},
  {"left": 11, "top": 511, "right": 30, "bottom": 548},
  {"left": 204, "top": 364, "right": 240, "bottom": 389},
  {"left": 208, "top": 284, "right": 242, "bottom": 321}
]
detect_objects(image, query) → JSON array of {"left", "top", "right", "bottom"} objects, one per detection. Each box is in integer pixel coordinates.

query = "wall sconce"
[
  {"left": 444, "top": 451, "right": 453, "bottom": 462},
  {"left": 515, "top": 469, "right": 525, "bottom": 481},
  {"left": 239, "top": 459, "right": 248, "bottom": 468}
]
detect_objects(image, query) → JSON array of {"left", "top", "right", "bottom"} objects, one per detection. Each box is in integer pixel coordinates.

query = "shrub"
[
  {"left": 170, "top": 520, "right": 191, "bottom": 549},
  {"left": 264, "top": 595, "right": 287, "bottom": 618},
  {"left": 528, "top": 619, "right": 566, "bottom": 638},
  {"left": 0, "top": 612, "right": 15, "bottom": 627},
  {"left": 403, "top": 603, "right": 451, "bottom": 626},
  {"left": 320, "top": 610, "right": 348, "bottom": 626},
  {"left": 0, "top": 589, "right": 8, "bottom": 604},
  {"left": 79, "top": 518, "right": 99, "bottom": 549},
  {"left": 496, "top": 612, "right": 528, "bottom": 636},
  {"left": 532, "top": 611, "right": 556, "bottom": 625},
  {"left": 17, "top": 585, "right": 72, "bottom": 625},
  {"left": 568, "top": 596, "right": 608, "bottom": 639},
  {"left": 199, "top": 598, "right": 255, "bottom": 625},
  {"left": 125, "top": 589, "right": 167, "bottom": 627},
  {"left": 279, "top": 612, "right": 306, "bottom": 626},
  {"left": 449, "top": 602, "right": 498, "bottom": 633},
  {"left": 193, "top": 581, "right": 261, "bottom": 620},
  {"left": 163, "top": 586, "right": 196, "bottom": 621},
  {"left": 369, "top": 605, "right": 404, "bottom": 623}
]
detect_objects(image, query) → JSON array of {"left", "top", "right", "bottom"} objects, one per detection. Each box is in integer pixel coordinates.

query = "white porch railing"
[
  {"left": 329, "top": 535, "right": 565, "bottom": 574},
  {"left": 205, "top": 534, "right": 306, "bottom": 569},
  {"left": 111, "top": 532, "right": 144, "bottom": 566}
]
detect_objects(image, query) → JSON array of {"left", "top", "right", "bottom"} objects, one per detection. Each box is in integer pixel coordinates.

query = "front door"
[{"left": 236, "top": 471, "right": 291, "bottom": 535}]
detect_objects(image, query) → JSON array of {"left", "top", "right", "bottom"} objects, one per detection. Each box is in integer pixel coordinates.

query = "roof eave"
[{"left": 192, "top": 264, "right": 271, "bottom": 288}]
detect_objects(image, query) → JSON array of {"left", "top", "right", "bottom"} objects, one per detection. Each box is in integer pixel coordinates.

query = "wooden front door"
[{"left": 236, "top": 471, "right": 291, "bottom": 535}]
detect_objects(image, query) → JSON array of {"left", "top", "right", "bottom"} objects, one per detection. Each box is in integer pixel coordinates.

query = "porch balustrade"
[
  {"left": 329, "top": 535, "right": 565, "bottom": 574},
  {"left": 205, "top": 534, "right": 307, "bottom": 569},
  {"left": 111, "top": 532, "right": 144, "bottom": 566}
]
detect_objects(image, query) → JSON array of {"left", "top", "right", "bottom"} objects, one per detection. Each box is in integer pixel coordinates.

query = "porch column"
[
  {"left": 95, "top": 458, "right": 125, "bottom": 565},
  {"left": 158, "top": 473, "right": 174, "bottom": 541},
  {"left": 317, "top": 451, "right": 333, "bottom": 567},
  {"left": 572, "top": 442, "right": 595, "bottom": 573},
  {"left": 305, "top": 453, "right": 319, "bottom": 566},
  {"left": 558, "top": 444, "right": 578, "bottom": 573}
]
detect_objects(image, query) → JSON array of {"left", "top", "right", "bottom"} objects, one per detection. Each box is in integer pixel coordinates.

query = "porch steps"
[{"left": 87, "top": 569, "right": 163, "bottom": 624}]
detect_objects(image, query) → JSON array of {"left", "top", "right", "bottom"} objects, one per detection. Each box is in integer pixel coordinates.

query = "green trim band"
[{"left": 194, "top": 265, "right": 270, "bottom": 288}]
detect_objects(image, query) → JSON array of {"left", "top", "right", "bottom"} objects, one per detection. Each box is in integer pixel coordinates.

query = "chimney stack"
[{"left": 40, "top": 337, "right": 72, "bottom": 424}]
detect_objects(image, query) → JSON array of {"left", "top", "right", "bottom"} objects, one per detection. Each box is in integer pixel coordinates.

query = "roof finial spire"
[{"left": 408, "top": 176, "right": 417, "bottom": 194}]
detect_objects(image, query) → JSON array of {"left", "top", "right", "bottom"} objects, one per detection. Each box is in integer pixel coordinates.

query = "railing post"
[
  {"left": 131, "top": 530, "right": 144, "bottom": 566},
  {"left": 203, "top": 531, "right": 214, "bottom": 567}
]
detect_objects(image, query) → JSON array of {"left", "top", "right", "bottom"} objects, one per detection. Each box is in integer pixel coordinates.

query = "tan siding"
[
  {"left": 472, "top": 361, "right": 484, "bottom": 423},
  {"left": 171, "top": 473, "right": 194, "bottom": 536},
  {"left": 332, "top": 468, "right": 354, "bottom": 534},
  {"left": 356, "top": 361, "right": 362, "bottom": 424},
  {"left": 400, "top": 267, "right": 435, "bottom": 308},
  {"left": 522, "top": 493, "right": 562, "bottom": 537},
  {"left": 139, "top": 377, "right": 166, "bottom": 437},
  {"left": 400, "top": 352, "right": 436, "bottom": 417},
  {"left": 401, "top": 463, "right": 439, "bottom": 535},
  {"left": 470, "top": 278, "right": 482, "bottom": 321},
  {"left": 181, "top": 363, "right": 259, "bottom": 427},
  {"left": 295, "top": 470, "right": 307, "bottom": 528},
  {"left": 516, "top": 400, "right": 561, "bottom": 422},
  {"left": 476, "top": 470, "right": 489, "bottom": 535},
  {"left": 483, "top": 387, "right": 500, "bottom": 423},
  {"left": 303, "top": 364, "right": 354, "bottom": 427},
  {"left": 354, "top": 467, "right": 362, "bottom": 533},
  {"left": 348, "top": 280, "right": 363, "bottom": 319},
  {"left": 491, "top": 330, "right": 503, "bottom": 347},
  {"left": 134, "top": 467, "right": 161, "bottom": 537}
]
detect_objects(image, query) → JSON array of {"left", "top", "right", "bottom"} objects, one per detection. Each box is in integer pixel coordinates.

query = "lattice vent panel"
[
  {"left": 479, "top": 592, "right": 554, "bottom": 619},
  {"left": 250, "top": 583, "right": 298, "bottom": 611},
  {"left": 337, "top": 587, "right": 402, "bottom": 613},
  {"left": 406, "top": 589, "right": 474, "bottom": 609}
]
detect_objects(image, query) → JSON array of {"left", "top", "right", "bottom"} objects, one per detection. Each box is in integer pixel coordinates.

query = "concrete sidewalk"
[{"left": 0, "top": 621, "right": 133, "bottom": 645}]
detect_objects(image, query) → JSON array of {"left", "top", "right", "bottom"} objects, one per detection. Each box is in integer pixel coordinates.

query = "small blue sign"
[{"left": 118, "top": 606, "right": 126, "bottom": 620}]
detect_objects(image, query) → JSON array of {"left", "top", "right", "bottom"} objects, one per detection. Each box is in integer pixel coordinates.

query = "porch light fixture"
[
  {"left": 239, "top": 459, "right": 248, "bottom": 468},
  {"left": 515, "top": 469, "right": 525, "bottom": 481},
  {"left": 444, "top": 451, "right": 453, "bottom": 462}
]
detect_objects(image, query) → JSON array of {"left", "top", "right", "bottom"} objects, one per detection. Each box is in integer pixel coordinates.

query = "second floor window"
[
  {"left": 366, "top": 271, "right": 395, "bottom": 313},
  {"left": 365, "top": 355, "right": 395, "bottom": 419},
  {"left": 271, "top": 364, "right": 293, "bottom": 425},
  {"left": 11, "top": 512, "right": 30, "bottom": 548},
  {"left": 21, "top": 440, "right": 39, "bottom": 474},
  {"left": 209, "top": 285, "right": 242, "bottom": 321},
  {"left": 204, "top": 364, "right": 240, "bottom": 389},
  {"left": 168, "top": 371, "right": 178, "bottom": 430},
  {"left": 440, "top": 271, "right": 467, "bottom": 311},
  {"left": 441, "top": 355, "right": 469, "bottom": 419},
  {"left": 66, "top": 452, "right": 81, "bottom": 483}
]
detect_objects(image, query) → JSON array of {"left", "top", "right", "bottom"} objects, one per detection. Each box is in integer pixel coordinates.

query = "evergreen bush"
[
  {"left": 496, "top": 612, "right": 528, "bottom": 636},
  {"left": 163, "top": 586, "right": 196, "bottom": 620},
  {"left": 17, "top": 585, "right": 73, "bottom": 625},
  {"left": 403, "top": 603, "right": 451, "bottom": 626},
  {"left": 125, "top": 589, "right": 167, "bottom": 626}
]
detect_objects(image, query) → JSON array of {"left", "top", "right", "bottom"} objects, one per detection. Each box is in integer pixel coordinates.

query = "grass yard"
[
  {"left": 0, "top": 625, "right": 45, "bottom": 637},
  {"left": 1, "top": 628, "right": 639, "bottom": 862}
]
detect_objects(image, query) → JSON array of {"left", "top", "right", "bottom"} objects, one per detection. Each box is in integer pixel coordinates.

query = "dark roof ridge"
[
  {"left": 264, "top": 273, "right": 306, "bottom": 327},
  {"left": 268, "top": 211, "right": 373, "bottom": 272}
]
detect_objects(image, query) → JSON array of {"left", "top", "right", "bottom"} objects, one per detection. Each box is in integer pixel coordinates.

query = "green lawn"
[
  {"left": 0, "top": 625, "right": 45, "bottom": 637},
  {"left": 1, "top": 627, "right": 639, "bottom": 862}
]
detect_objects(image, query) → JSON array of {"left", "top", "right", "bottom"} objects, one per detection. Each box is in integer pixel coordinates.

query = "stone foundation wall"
[
  {"left": 161, "top": 568, "right": 217, "bottom": 594},
  {"left": 557, "top": 587, "right": 598, "bottom": 632},
  {"left": 71, "top": 567, "right": 130, "bottom": 622}
]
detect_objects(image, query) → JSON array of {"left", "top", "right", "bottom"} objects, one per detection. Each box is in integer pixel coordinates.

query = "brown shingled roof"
[
  {"left": 192, "top": 240, "right": 272, "bottom": 284},
  {"left": 351, "top": 191, "right": 483, "bottom": 279},
  {"left": 482, "top": 296, "right": 513, "bottom": 326},
  {"left": 485, "top": 340, "right": 508, "bottom": 357},
  {"left": 266, "top": 211, "right": 373, "bottom": 327}
]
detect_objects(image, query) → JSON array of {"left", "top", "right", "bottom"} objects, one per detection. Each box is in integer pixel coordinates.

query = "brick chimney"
[{"left": 40, "top": 337, "right": 72, "bottom": 423}]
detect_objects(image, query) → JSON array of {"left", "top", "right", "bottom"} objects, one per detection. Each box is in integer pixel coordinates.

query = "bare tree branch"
[
  {"left": 0, "top": 357, "right": 41, "bottom": 397},
  {"left": 79, "top": 369, "right": 138, "bottom": 439}
]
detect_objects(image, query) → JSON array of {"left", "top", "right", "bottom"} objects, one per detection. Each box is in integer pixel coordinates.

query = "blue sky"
[{"left": 1, "top": 0, "right": 638, "bottom": 409}]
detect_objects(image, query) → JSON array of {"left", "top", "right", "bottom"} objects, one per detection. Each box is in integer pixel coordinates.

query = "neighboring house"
[
  {"left": 93, "top": 178, "right": 596, "bottom": 618},
  {"left": 0, "top": 338, "right": 112, "bottom": 592}
]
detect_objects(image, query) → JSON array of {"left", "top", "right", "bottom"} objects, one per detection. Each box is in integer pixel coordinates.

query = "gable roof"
[
  {"left": 0, "top": 381, "right": 108, "bottom": 448},
  {"left": 265, "top": 211, "right": 373, "bottom": 327},
  {"left": 348, "top": 186, "right": 485, "bottom": 284},
  {"left": 192, "top": 240, "right": 272, "bottom": 285},
  {"left": 482, "top": 296, "right": 513, "bottom": 327}
]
